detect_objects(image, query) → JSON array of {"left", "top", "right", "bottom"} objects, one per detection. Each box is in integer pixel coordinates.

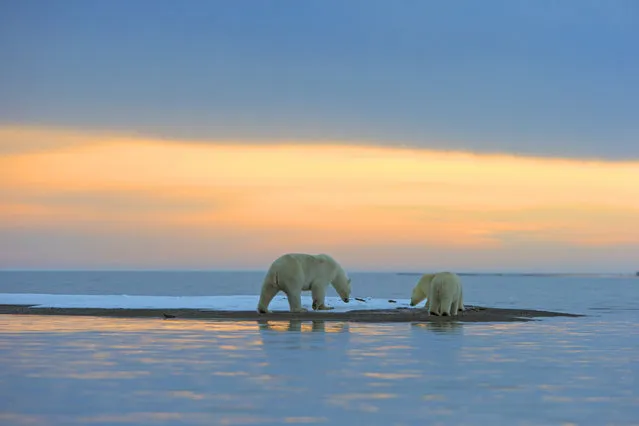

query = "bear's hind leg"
[
  {"left": 439, "top": 297, "right": 453, "bottom": 316},
  {"left": 428, "top": 294, "right": 442, "bottom": 316},
  {"left": 451, "top": 299, "right": 460, "bottom": 316},
  {"left": 285, "top": 288, "right": 308, "bottom": 313},
  {"left": 257, "top": 284, "right": 280, "bottom": 314}
]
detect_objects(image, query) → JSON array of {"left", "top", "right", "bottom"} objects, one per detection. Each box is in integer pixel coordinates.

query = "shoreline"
[{"left": 0, "top": 304, "right": 583, "bottom": 323}]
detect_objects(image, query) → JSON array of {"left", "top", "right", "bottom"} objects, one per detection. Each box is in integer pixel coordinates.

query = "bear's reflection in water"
[
  {"left": 411, "top": 320, "right": 464, "bottom": 334},
  {"left": 256, "top": 320, "right": 463, "bottom": 334},
  {"left": 256, "top": 320, "right": 352, "bottom": 355},
  {"left": 257, "top": 319, "right": 350, "bottom": 333}
]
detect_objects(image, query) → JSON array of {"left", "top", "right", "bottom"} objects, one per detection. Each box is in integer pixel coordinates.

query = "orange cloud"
[{"left": 1, "top": 125, "right": 638, "bottom": 268}]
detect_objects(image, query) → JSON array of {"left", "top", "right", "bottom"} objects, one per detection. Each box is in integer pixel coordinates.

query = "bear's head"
[
  {"left": 409, "top": 284, "right": 427, "bottom": 306},
  {"left": 410, "top": 274, "right": 435, "bottom": 306},
  {"left": 332, "top": 273, "right": 352, "bottom": 303}
]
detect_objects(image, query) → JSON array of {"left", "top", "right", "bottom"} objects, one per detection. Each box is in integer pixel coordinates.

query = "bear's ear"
[{"left": 347, "top": 277, "right": 352, "bottom": 284}]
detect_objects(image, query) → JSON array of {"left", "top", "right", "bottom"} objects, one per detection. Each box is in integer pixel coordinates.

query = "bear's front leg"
[
  {"left": 312, "top": 303, "right": 334, "bottom": 311},
  {"left": 311, "top": 283, "right": 333, "bottom": 311},
  {"left": 285, "top": 289, "right": 308, "bottom": 313}
]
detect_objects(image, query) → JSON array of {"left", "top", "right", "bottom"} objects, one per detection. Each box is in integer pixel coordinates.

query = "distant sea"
[{"left": 1, "top": 271, "right": 638, "bottom": 425}]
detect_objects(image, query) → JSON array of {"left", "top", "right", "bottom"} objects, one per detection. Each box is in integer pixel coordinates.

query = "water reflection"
[
  {"left": 1, "top": 315, "right": 638, "bottom": 425},
  {"left": 411, "top": 321, "right": 464, "bottom": 334},
  {"left": 257, "top": 319, "right": 349, "bottom": 333},
  {"left": 0, "top": 314, "right": 263, "bottom": 333},
  {"left": 325, "top": 392, "right": 397, "bottom": 414},
  {"left": 0, "top": 411, "right": 331, "bottom": 425},
  {"left": 75, "top": 412, "right": 277, "bottom": 424},
  {"left": 283, "top": 416, "right": 328, "bottom": 424},
  {"left": 0, "top": 315, "right": 358, "bottom": 335},
  {"left": 0, "top": 314, "right": 471, "bottom": 336}
]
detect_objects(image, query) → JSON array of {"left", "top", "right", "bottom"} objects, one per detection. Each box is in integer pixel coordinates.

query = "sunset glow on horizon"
[{"left": 2, "top": 126, "right": 638, "bottom": 272}]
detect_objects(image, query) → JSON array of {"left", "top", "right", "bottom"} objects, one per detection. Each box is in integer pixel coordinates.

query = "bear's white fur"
[
  {"left": 410, "top": 272, "right": 464, "bottom": 316},
  {"left": 257, "top": 253, "right": 352, "bottom": 313}
]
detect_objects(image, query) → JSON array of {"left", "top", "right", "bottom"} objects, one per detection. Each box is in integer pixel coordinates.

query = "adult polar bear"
[
  {"left": 410, "top": 272, "right": 464, "bottom": 316},
  {"left": 257, "top": 253, "right": 352, "bottom": 313}
]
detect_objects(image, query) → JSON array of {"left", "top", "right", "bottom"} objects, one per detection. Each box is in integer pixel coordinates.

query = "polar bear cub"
[
  {"left": 257, "top": 253, "right": 352, "bottom": 313},
  {"left": 410, "top": 272, "right": 464, "bottom": 316}
]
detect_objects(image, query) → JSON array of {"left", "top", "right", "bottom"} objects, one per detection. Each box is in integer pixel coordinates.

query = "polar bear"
[
  {"left": 257, "top": 253, "right": 352, "bottom": 313},
  {"left": 410, "top": 272, "right": 464, "bottom": 316}
]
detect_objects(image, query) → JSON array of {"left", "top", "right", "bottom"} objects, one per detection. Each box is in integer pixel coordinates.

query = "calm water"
[{"left": 1, "top": 271, "right": 638, "bottom": 425}]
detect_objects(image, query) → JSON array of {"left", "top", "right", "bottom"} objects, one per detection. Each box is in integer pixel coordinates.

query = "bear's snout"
[{"left": 342, "top": 297, "right": 349, "bottom": 303}]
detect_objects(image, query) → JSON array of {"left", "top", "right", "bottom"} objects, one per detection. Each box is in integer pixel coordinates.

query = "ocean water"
[{"left": 0, "top": 271, "right": 638, "bottom": 425}]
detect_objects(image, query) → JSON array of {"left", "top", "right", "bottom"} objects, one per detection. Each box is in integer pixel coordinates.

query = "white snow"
[{"left": 0, "top": 293, "right": 413, "bottom": 312}]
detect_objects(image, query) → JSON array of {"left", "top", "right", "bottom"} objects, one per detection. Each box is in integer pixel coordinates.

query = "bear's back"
[{"left": 431, "top": 272, "right": 461, "bottom": 293}]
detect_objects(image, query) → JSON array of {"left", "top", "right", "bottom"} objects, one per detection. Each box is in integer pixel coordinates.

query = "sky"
[{"left": 1, "top": 1, "right": 638, "bottom": 272}]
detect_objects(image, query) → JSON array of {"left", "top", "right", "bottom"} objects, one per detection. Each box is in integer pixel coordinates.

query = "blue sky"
[{"left": 2, "top": 0, "right": 638, "bottom": 159}]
